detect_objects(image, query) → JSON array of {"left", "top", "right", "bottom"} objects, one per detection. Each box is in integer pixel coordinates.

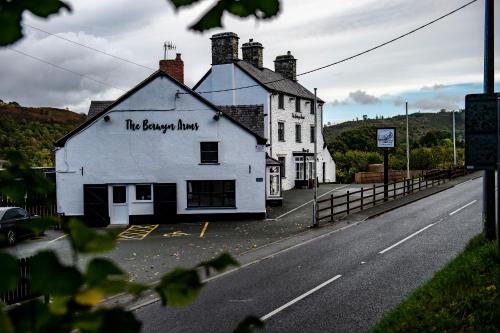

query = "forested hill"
[
  {"left": 0, "top": 101, "right": 86, "bottom": 167},
  {"left": 323, "top": 110, "right": 464, "bottom": 147}
]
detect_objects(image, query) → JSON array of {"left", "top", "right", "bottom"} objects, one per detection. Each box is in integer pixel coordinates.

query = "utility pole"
[
  {"left": 312, "top": 88, "right": 319, "bottom": 228},
  {"left": 406, "top": 102, "right": 410, "bottom": 179},
  {"left": 452, "top": 109, "right": 457, "bottom": 166},
  {"left": 483, "top": 0, "right": 495, "bottom": 240}
]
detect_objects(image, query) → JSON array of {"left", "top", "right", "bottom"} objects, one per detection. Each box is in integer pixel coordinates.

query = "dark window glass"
[
  {"left": 278, "top": 122, "right": 285, "bottom": 141},
  {"left": 187, "top": 180, "right": 235, "bottom": 208},
  {"left": 278, "top": 94, "right": 284, "bottom": 109},
  {"left": 310, "top": 101, "right": 315, "bottom": 114},
  {"left": 16, "top": 208, "right": 28, "bottom": 218},
  {"left": 278, "top": 156, "right": 286, "bottom": 178},
  {"left": 310, "top": 126, "right": 316, "bottom": 143},
  {"left": 295, "top": 124, "right": 301, "bottom": 143},
  {"left": 295, "top": 97, "right": 301, "bottom": 112},
  {"left": 200, "top": 142, "right": 218, "bottom": 164},
  {"left": 135, "top": 185, "right": 152, "bottom": 200},
  {"left": 113, "top": 186, "right": 126, "bottom": 204},
  {"left": 2, "top": 209, "right": 18, "bottom": 221}
]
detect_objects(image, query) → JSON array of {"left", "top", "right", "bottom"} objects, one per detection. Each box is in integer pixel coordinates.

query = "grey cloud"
[
  {"left": 411, "top": 93, "right": 462, "bottom": 111},
  {"left": 348, "top": 90, "right": 380, "bottom": 104}
]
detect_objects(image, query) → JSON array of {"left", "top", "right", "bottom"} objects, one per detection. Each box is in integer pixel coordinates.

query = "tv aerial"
[{"left": 163, "top": 41, "right": 176, "bottom": 60}]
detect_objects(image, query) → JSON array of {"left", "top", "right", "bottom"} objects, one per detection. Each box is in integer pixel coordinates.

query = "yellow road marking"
[
  {"left": 200, "top": 222, "right": 209, "bottom": 238},
  {"left": 163, "top": 231, "right": 190, "bottom": 237},
  {"left": 118, "top": 224, "right": 158, "bottom": 240}
]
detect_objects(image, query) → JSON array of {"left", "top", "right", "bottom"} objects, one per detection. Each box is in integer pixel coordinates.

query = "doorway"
[
  {"left": 83, "top": 184, "right": 109, "bottom": 227},
  {"left": 153, "top": 183, "right": 177, "bottom": 223},
  {"left": 110, "top": 185, "right": 129, "bottom": 225}
]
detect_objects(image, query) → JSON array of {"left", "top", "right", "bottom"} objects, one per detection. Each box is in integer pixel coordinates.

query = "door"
[
  {"left": 110, "top": 185, "right": 129, "bottom": 225},
  {"left": 153, "top": 184, "right": 177, "bottom": 223},
  {"left": 83, "top": 185, "right": 109, "bottom": 227}
]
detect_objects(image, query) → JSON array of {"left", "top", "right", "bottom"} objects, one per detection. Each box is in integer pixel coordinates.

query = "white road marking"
[
  {"left": 275, "top": 185, "right": 349, "bottom": 220},
  {"left": 449, "top": 200, "right": 477, "bottom": 216},
  {"left": 47, "top": 234, "right": 68, "bottom": 243},
  {"left": 379, "top": 223, "right": 436, "bottom": 254},
  {"left": 260, "top": 274, "right": 342, "bottom": 321}
]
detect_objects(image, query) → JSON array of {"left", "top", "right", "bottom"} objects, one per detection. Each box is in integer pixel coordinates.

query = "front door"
[
  {"left": 153, "top": 183, "right": 177, "bottom": 223},
  {"left": 83, "top": 184, "right": 109, "bottom": 227},
  {"left": 110, "top": 185, "right": 129, "bottom": 225}
]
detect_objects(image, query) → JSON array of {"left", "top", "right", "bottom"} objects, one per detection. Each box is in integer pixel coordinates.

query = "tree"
[
  {"left": 419, "top": 129, "right": 451, "bottom": 147},
  {"left": 0, "top": 0, "right": 280, "bottom": 46}
]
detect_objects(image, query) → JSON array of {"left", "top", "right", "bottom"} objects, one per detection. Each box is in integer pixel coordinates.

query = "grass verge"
[{"left": 371, "top": 234, "right": 500, "bottom": 333}]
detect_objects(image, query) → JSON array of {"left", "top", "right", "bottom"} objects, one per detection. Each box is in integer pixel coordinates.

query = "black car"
[{"left": 0, "top": 207, "right": 39, "bottom": 245}]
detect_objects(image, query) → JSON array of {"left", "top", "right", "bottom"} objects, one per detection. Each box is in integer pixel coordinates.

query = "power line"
[
  {"left": 195, "top": 0, "right": 479, "bottom": 94},
  {"left": 5, "top": 46, "right": 128, "bottom": 92},
  {"left": 22, "top": 23, "right": 156, "bottom": 72}
]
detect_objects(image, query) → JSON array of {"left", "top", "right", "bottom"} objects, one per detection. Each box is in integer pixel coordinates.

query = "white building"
[
  {"left": 194, "top": 32, "right": 336, "bottom": 191},
  {"left": 55, "top": 59, "right": 268, "bottom": 226}
]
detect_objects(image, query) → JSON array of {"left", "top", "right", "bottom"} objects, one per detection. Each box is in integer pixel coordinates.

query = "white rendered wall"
[{"left": 56, "top": 76, "right": 266, "bottom": 218}]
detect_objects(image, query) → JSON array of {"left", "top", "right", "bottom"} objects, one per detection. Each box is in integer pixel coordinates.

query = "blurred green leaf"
[
  {"left": 0, "top": 0, "right": 71, "bottom": 46},
  {"left": 0, "top": 306, "right": 14, "bottom": 333},
  {"left": 19, "top": 216, "right": 57, "bottom": 236},
  {"left": 234, "top": 315, "right": 264, "bottom": 333},
  {"left": 68, "top": 219, "right": 117, "bottom": 254},
  {"left": 48, "top": 296, "right": 70, "bottom": 315},
  {"left": 169, "top": 0, "right": 201, "bottom": 8},
  {"left": 0, "top": 252, "right": 19, "bottom": 293},
  {"left": 198, "top": 252, "right": 239, "bottom": 276},
  {"left": 75, "top": 287, "right": 105, "bottom": 306},
  {"left": 74, "top": 308, "right": 141, "bottom": 333},
  {"left": 30, "top": 251, "right": 83, "bottom": 295},
  {"left": 7, "top": 299, "right": 54, "bottom": 333},
  {"left": 155, "top": 268, "right": 203, "bottom": 307},
  {"left": 85, "top": 258, "right": 125, "bottom": 285}
]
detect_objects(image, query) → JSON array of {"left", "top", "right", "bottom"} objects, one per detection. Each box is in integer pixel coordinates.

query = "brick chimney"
[
  {"left": 211, "top": 32, "right": 239, "bottom": 65},
  {"left": 159, "top": 53, "right": 184, "bottom": 83},
  {"left": 242, "top": 38, "right": 263, "bottom": 68},
  {"left": 274, "top": 51, "right": 297, "bottom": 81}
]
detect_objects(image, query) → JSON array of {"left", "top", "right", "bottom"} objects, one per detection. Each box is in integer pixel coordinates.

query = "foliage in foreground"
[
  {"left": 371, "top": 235, "right": 500, "bottom": 333},
  {"left": 0, "top": 152, "right": 260, "bottom": 333}
]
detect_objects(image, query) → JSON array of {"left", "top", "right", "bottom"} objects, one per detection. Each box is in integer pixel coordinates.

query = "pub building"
[{"left": 55, "top": 56, "right": 270, "bottom": 226}]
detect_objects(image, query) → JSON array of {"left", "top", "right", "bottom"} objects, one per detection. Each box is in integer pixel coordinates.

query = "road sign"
[
  {"left": 377, "top": 127, "right": 396, "bottom": 148},
  {"left": 465, "top": 93, "right": 500, "bottom": 169}
]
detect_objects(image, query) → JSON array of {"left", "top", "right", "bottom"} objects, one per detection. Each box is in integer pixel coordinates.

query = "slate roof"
[
  {"left": 235, "top": 60, "right": 324, "bottom": 102},
  {"left": 88, "top": 101, "right": 113, "bottom": 117},
  {"left": 266, "top": 155, "right": 281, "bottom": 166},
  {"left": 218, "top": 105, "right": 264, "bottom": 138}
]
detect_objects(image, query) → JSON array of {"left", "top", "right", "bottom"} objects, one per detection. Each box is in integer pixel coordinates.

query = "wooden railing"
[
  {"left": 0, "top": 198, "right": 57, "bottom": 217},
  {"left": 316, "top": 167, "right": 469, "bottom": 223}
]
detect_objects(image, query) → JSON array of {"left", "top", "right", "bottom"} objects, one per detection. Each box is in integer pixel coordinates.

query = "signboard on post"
[
  {"left": 377, "top": 127, "right": 396, "bottom": 148},
  {"left": 465, "top": 93, "right": 500, "bottom": 170}
]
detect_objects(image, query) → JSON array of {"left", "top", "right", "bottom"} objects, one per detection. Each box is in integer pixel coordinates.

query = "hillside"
[
  {"left": 323, "top": 110, "right": 464, "bottom": 146},
  {"left": 0, "top": 101, "right": 86, "bottom": 167}
]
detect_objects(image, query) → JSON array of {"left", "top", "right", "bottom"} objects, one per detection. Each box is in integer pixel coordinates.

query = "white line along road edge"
[
  {"left": 449, "top": 200, "right": 477, "bottom": 216},
  {"left": 260, "top": 274, "right": 342, "bottom": 321}
]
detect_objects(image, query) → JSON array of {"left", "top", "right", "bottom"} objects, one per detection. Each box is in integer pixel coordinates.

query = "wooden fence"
[
  {"left": 0, "top": 198, "right": 57, "bottom": 217},
  {"left": 317, "top": 167, "right": 469, "bottom": 223},
  {"left": 0, "top": 257, "right": 39, "bottom": 305}
]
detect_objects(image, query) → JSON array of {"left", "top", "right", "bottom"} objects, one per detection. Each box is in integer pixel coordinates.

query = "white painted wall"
[{"left": 56, "top": 76, "right": 266, "bottom": 220}]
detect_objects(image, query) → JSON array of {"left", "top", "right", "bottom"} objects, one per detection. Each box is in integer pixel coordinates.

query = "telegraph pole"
[
  {"left": 452, "top": 109, "right": 457, "bottom": 165},
  {"left": 406, "top": 102, "right": 410, "bottom": 179},
  {"left": 483, "top": 0, "right": 495, "bottom": 240}
]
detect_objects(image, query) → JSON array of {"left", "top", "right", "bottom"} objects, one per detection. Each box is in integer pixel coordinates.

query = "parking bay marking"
[
  {"left": 200, "top": 222, "right": 209, "bottom": 238},
  {"left": 118, "top": 224, "right": 158, "bottom": 240}
]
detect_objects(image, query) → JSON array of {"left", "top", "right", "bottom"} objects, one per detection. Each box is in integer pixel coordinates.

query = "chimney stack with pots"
[
  {"left": 159, "top": 53, "right": 184, "bottom": 83},
  {"left": 242, "top": 38, "right": 264, "bottom": 68},
  {"left": 211, "top": 32, "right": 239, "bottom": 65},
  {"left": 274, "top": 51, "right": 297, "bottom": 81}
]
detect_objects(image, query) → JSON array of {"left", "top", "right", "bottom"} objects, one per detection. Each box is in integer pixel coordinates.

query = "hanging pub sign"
[
  {"left": 464, "top": 93, "right": 500, "bottom": 170},
  {"left": 376, "top": 127, "right": 396, "bottom": 148},
  {"left": 125, "top": 119, "right": 199, "bottom": 134}
]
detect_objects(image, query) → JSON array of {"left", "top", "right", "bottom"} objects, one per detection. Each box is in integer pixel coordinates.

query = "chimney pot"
[
  {"left": 274, "top": 51, "right": 297, "bottom": 81},
  {"left": 211, "top": 32, "right": 239, "bottom": 65},
  {"left": 242, "top": 38, "right": 264, "bottom": 68},
  {"left": 159, "top": 53, "right": 184, "bottom": 83}
]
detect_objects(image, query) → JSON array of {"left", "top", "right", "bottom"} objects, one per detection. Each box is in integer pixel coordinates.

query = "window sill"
[
  {"left": 186, "top": 207, "right": 237, "bottom": 210},
  {"left": 199, "top": 162, "right": 220, "bottom": 165},
  {"left": 132, "top": 200, "right": 153, "bottom": 203},
  {"left": 278, "top": 140, "right": 286, "bottom": 142}
]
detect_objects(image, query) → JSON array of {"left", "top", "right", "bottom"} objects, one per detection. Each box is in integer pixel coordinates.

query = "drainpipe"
[{"left": 269, "top": 94, "right": 273, "bottom": 157}]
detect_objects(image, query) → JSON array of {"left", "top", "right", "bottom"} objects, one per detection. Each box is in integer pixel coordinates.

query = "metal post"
[
  {"left": 384, "top": 149, "right": 389, "bottom": 201},
  {"left": 484, "top": 0, "right": 496, "bottom": 240},
  {"left": 361, "top": 187, "right": 364, "bottom": 210},
  {"left": 406, "top": 102, "right": 410, "bottom": 179},
  {"left": 373, "top": 184, "right": 376, "bottom": 206},
  {"left": 452, "top": 109, "right": 457, "bottom": 166},
  {"left": 497, "top": 97, "right": 500, "bottom": 247},
  {"left": 312, "top": 88, "right": 319, "bottom": 228},
  {"left": 330, "top": 194, "right": 334, "bottom": 222},
  {"left": 346, "top": 191, "right": 350, "bottom": 214},
  {"left": 393, "top": 182, "right": 396, "bottom": 199}
]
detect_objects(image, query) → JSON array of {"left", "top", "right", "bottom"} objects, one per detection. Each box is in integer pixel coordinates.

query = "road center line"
[
  {"left": 379, "top": 223, "right": 436, "bottom": 254},
  {"left": 449, "top": 200, "right": 477, "bottom": 216},
  {"left": 275, "top": 185, "right": 349, "bottom": 220},
  {"left": 260, "top": 274, "right": 342, "bottom": 321}
]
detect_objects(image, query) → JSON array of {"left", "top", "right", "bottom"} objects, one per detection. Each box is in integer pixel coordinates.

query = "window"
[
  {"left": 187, "top": 180, "right": 235, "bottom": 208},
  {"left": 200, "top": 142, "right": 218, "bottom": 164},
  {"left": 278, "top": 94, "right": 284, "bottom": 109},
  {"left": 295, "top": 157, "right": 304, "bottom": 180},
  {"left": 310, "top": 100, "right": 315, "bottom": 114},
  {"left": 2, "top": 209, "right": 22, "bottom": 221},
  {"left": 113, "top": 186, "right": 126, "bottom": 204},
  {"left": 135, "top": 184, "right": 152, "bottom": 201},
  {"left": 295, "top": 124, "right": 301, "bottom": 143},
  {"left": 278, "top": 122, "right": 285, "bottom": 141},
  {"left": 278, "top": 156, "right": 286, "bottom": 178},
  {"left": 295, "top": 97, "right": 301, "bottom": 112},
  {"left": 310, "top": 126, "right": 316, "bottom": 143},
  {"left": 268, "top": 166, "right": 281, "bottom": 197}
]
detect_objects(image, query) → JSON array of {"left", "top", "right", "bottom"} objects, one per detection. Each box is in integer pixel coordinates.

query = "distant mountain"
[
  {"left": 323, "top": 110, "right": 464, "bottom": 146},
  {"left": 0, "top": 101, "right": 86, "bottom": 167}
]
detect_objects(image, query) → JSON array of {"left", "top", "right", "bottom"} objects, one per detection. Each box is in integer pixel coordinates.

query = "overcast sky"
[{"left": 0, "top": 0, "right": 498, "bottom": 123}]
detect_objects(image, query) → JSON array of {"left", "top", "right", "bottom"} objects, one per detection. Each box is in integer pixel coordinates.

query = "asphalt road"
[{"left": 135, "top": 177, "right": 482, "bottom": 333}]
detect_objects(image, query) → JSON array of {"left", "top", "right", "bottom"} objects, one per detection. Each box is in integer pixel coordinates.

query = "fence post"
[
  {"left": 403, "top": 178, "right": 406, "bottom": 195},
  {"left": 419, "top": 177, "right": 421, "bottom": 191},
  {"left": 393, "top": 182, "right": 396, "bottom": 199},
  {"left": 330, "top": 194, "right": 334, "bottom": 222},
  {"left": 346, "top": 191, "right": 350, "bottom": 215},
  {"left": 373, "top": 184, "right": 376, "bottom": 206},
  {"left": 360, "top": 187, "right": 364, "bottom": 210},
  {"left": 411, "top": 178, "right": 414, "bottom": 193}
]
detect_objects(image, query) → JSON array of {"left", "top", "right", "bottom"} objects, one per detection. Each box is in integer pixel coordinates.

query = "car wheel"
[{"left": 7, "top": 230, "right": 16, "bottom": 245}]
